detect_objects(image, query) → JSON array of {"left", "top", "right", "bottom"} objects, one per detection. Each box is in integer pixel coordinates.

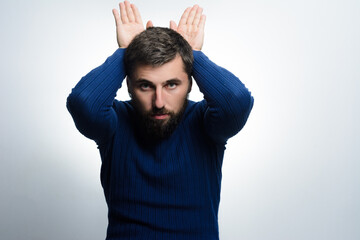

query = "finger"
[
  {"left": 186, "top": 5, "right": 199, "bottom": 25},
  {"left": 169, "top": 20, "right": 177, "bottom": 30},
  {"left": 179, "top": 7, "right": 191, "bottom": 26},
  {"left": 146, "top": 20, "right": 153, "bottom": 29},
  {"left": 119, "top": 2, "right": 129, "bottom": 23},
  {"left": 112, "top": 9, "right": 122, "bottom": 25},
  {"left": 131, "top": 3, "right": 143, "bottom": 24},
  {"left": 193, "top": 7, "right": 203, "bottom": 26},
  {"left": 125, "top": 0, "right": 135, "bottom": 22},
  {"left": 199, "top": 14, "right": 206, "bottom": 30}
]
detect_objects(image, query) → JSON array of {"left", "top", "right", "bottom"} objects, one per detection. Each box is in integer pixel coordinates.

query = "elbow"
[
  {"left": 66, "top": 89, "right": 94, "bottom": 122},
  {"left": 231, "top": 88, "right": 254, "bottom": 132},
  {"left": 66, "top": 91, "right": 82, "bottom": 115},
  {"left": 66, "top": 92, "right": 75, "bottom": 115},
  {"left": 66, "top": 91, "right": 101, "bottom": 141}
]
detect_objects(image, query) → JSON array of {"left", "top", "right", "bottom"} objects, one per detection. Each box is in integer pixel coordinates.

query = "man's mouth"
[{"left": 152, "top": 114, "right": 169, "bottom": 120}]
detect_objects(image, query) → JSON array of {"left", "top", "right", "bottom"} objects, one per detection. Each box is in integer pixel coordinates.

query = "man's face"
[{"left": 128, "top": 55, "right": 191, "bottom": 139}]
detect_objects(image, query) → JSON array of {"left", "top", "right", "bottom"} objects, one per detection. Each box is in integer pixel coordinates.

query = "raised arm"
[
  {"left": 67, "top": 1, "right": 146, "bottom": 145},
  {"left": 171, "top": 5, "right": 254, "bottom": 144}
]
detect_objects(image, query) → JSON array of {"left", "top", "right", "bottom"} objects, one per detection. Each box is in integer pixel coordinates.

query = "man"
[{"left": 67, "top": 1, "right": 254, "bottom": 239}]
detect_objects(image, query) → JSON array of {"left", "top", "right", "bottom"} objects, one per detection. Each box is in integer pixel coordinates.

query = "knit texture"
[{"left": 67, "top": 48, "right": 254, "bottom": 240}]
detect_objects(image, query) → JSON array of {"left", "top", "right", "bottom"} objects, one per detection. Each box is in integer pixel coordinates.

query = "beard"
[{"left": 131, "top": 97, "right": 188, "bottom": 141}]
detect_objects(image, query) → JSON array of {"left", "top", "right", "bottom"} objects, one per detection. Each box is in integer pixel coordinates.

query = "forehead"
[{"left": 133, "top": 55, "right": 188, "bottom": 83}]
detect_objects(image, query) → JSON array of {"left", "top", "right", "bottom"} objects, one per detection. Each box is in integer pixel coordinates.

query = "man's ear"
[
  {"left": 188, "top": 77, "right": 193, "bottom": 93},
  {"left": 126, "top": 77, "right": 132, "bottom": 98}
]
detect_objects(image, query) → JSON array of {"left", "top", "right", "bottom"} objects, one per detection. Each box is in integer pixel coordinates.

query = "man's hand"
[
  {"left": 170, "top": 5, "right": 206, "bottom": 51},
  {"left": 112, "top": 1, "right": 153, "bottom": 48}
]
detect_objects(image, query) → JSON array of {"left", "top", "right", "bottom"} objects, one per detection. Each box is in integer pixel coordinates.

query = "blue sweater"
[{"left": 67, "top": 48, "right": 254, "bottom": 240}]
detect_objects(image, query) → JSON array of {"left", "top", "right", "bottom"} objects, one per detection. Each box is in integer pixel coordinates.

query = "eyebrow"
[
  {"left": 135, "top": 78, "right": 183, "bottom": 85},
  {"left": 135, "top": 79, "right": 152, "bottom": 84}
]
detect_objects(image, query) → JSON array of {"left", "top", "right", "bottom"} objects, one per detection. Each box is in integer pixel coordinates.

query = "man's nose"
[{"left": 154, "top": 87, "right": 165, "bottom": 109}]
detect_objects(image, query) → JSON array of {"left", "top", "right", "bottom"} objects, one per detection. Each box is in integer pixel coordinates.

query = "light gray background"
[{"left": 1, "top": 0, "right": 359, "bottom": 239}]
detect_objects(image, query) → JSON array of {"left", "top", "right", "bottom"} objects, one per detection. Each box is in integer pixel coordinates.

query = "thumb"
[
  {"left": 146, "top": 20, "right": 153, "bottom": 29},
  {"left": 169, "top": 20, "right": 177, "bottom": 30}
]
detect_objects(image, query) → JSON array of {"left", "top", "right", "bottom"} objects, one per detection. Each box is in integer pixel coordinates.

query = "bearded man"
[{"left": 66, "top": 1, "right": 254, "bottom": 239}]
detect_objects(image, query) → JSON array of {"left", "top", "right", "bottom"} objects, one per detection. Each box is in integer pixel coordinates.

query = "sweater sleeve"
[
  {"left": 192, "top": 50, "right": 254, "bottom": 144},
  {"left": 66, "top": 48, "right": 126, "bottom": 145}
]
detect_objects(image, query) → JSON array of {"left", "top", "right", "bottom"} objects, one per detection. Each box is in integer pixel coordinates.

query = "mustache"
[{"left": 150, "top": 107, "right": 172, "bottom": 116}]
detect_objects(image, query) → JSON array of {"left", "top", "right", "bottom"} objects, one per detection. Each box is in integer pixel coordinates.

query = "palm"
[
  {"left": 112, "top": 1, "right": 152, "bottom": 48},
  {"left": 170, "top": 5, "right": 206, "bottom": 51},
  {"left": 116, "top": 22, "right": 144, "bottom": 48},
  {"left": 176, "top": 24, "right": 204, "bottom": 51}
]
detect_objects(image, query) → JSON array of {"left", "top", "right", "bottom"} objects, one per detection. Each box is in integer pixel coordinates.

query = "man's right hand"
[{"left": 112, "top": 1, "right": 153, "bottom": 48}]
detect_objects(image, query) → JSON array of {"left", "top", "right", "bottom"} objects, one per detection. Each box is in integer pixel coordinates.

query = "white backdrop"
[{"left": 1, "top": 0, "right": 359, "bottom": 239}]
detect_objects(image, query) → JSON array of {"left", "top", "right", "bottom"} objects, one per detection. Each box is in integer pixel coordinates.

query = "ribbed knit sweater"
[{"left": 66, "top": 48, "right": 254, "bottom": 240}]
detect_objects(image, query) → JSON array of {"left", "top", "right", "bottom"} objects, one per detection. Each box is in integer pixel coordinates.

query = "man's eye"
[
  {"left": 167, "top": 83, "right": 177, "bottom": 89},
  {"left": 140, "top": 83, "right": 150, "bottom": 90}
]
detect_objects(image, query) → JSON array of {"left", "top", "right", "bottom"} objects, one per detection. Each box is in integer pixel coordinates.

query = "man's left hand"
[{"left": 170, "top": 5, "right": 206, "bottom": 51}]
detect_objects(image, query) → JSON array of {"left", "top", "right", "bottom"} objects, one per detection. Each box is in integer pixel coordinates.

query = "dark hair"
[{"left": 124, "top": 27, "right": 193, "bottom": 80}]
